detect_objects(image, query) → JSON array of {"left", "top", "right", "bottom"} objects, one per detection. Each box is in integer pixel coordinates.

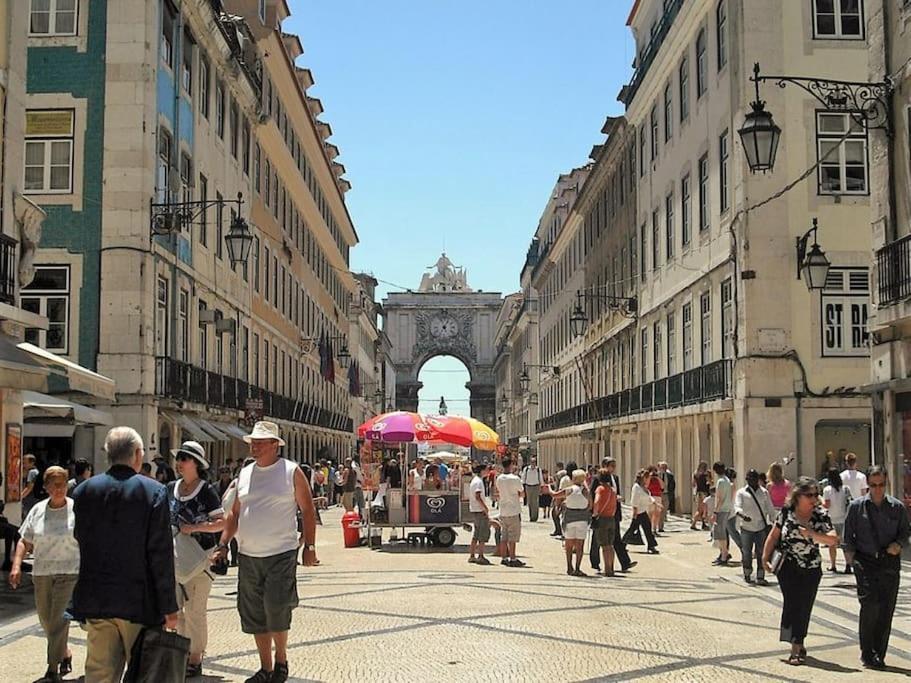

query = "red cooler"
[{"left": 341, "top": 511, "right": 361, "bottom": 548}]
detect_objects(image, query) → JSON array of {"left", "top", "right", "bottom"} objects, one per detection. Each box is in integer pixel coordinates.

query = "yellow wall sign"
[{"left": 26, "top": 110, "right": 74, "bottom": 137}]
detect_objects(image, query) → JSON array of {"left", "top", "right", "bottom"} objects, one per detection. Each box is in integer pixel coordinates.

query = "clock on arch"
[{"left": 430, "top": 314, "right": 459, "bottom": 339}]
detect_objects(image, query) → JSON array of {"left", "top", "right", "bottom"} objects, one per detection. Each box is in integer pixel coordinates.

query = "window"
[
  {"left": 264, "top": 246, "right": 270, "bottom": 301},
  {"left": 664, "top": 82, "right": 673, "bottom": 142},
  {"left": 667, "top": 311, "right": 677, "bottom": 375},
  {"left": 681, "top": 173, "right": 692, "bottom": 247},
  {"left": 263, "top": 343, "right": 270, "bottom": 390},
  {"left": 215, "top": 80, "right": 225, "bottom": 138},
  {"left": 665, "top": 192, "right": 675, "bottom": 259},
  {"left": 160, "top": 5, "right": 173, "bottom": 68},
  {"left": 683, "top": 303, "right": 694, "bottom": 370},
  {"left": 716, "top": 1, "right": 727, "bottom": 70},
  {"left": 178, "top": 289, "right": 189, "bottom": 361},
  {"left": 242, "top": 119, "right": 251, "bottom": 174},
  {"left": 199, "top": 55, "right": 210, "bottom": 119},
  {"left": 700, "top": 292, "right": 712, "bottom": 365},
  {"left": 156, "top": 128, "right": 171, "bottom": 203},
  {"left": 640, "top": 224, "right": 647, "bottom": 280},
  {"left": 679, "top": 57, "right": 689, "bottom": 122},
  {"left": 719, "top": 130, "right": 730, "bottom": 212},
  {"left": 721, "top": 278, "right": 734, "bottom": 359},
  {"left": 652, "top": 209, "right": 660, "bottom": 270},
  {"left": 817, "top": 112, "right": 868, "bottom": 194},
  {"left": 181, "top": 31, "right": 193, "bottom": 94},
  {"left": 24, "top": 110, "right": 74, "bottom": 193},
  {"left": 29, "top": 0, "right": 77, "bottom": 36},
  {"left": 21, "top": 266, "right": 70, "bottom": 353},
  {"left": 198, "top": 301, "right": 208, "bottom": 369},
  {"left": 258, "top": 0, "right": 267, "bottom": 22},
  {"left": 641, "top": 327, "right": 649, "bottom": 384},
  {"left": 650, "top": 105, "right": 659, "bottom": 161},
  {"left": 229, "top": 99, "right": 239, "bottom": 158},
  {"left": 653, "top": 321, "right": 662, "bottom": 379},
  {"left": 252, "top": 237, "right": 260, "bottom": 291},
  {"left": 698, "top": 154, "right": 709, "bottom": 231},
  {"left": 821, "top": 268, "right": 869, "bottom": 356},
  {"left": 639, "top": 126, "right": 647, "bottom": 176},
  {"left": 179, "top": 153, "right": 192, "bottom": 205},
  {"left": 156, "top": 277, "right": 168, "bottom": 356},
  {"left": 813, "top": 0, "right": 863, "bottom": 38},
  {"left": 696, "top": 29, "right": 707, "bottom": 97},
  {"left": 198, "top": 174, "right": 208, "bottom": 246},
  {"left": 242, "top": 326, "right": 249, "bottom": 381},
  {"left": 254, "top": 144, "right": 261, "bottom": 194},
  {"left": 215, "top": 191, "right": 223, "bottom": 260},
  {"left": 253, "top": 333, "right": 260, "bottom": 386}
]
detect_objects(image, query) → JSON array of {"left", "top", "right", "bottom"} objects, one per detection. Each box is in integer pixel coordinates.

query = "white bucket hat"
[
  {"left": 171, "top": 440, "right": 209, "bottom": 470},
  {"left": 243, "top": 420, "right": 286, "bottom": 446}
]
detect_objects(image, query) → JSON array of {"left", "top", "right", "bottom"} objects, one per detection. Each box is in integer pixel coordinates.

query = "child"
[{"left": 539, "top": 469, "right": 553, "bottom": 519}]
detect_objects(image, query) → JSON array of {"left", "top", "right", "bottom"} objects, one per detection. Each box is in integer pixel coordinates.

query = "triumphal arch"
[{"left": 383, "top": 254, "right": 501, "bottom": 427}]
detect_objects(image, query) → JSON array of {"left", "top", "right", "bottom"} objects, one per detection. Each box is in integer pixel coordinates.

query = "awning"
[
  {"left": 197, "top": 419, "right": 230, "bottom": 442},
  {"left": 220, "top": 423, "right": 250, "bottom": 441},
  {"left": 176, "top": 414, "right": 212, "bottom": 442},
  {"left": 18, "top": 342, "right": 115, "bottom": 400},
  {"left": 22, "top": 390, "right": 113, "bottom": 426},
  {"left": 0, "top": 334, "right": 48, "bottom": 390},
  {"left": 23, "top": 424, "right": 76, "bottom": 438}
]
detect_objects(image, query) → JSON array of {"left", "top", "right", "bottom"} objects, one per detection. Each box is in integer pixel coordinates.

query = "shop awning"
[
  {"left": 22, "top": 390, "right": 113, "bottom": 426},
  {"left": 18, "top": 342, "right": 115, "bottom": 400},
  {"left": 176, "top": 414, "right": 213, "bottom": 442},
  {"left": 197, "top": 419, "right": 230, "bottom": 442},
  {"left": 220, "top": 424, "right": 250, "bottom": 441},
  {"left": 23, "top": 424, "right": 76, "bottom": 438},
  {"left": 0, "top": 334, "right": 48, "bottom": 390}
]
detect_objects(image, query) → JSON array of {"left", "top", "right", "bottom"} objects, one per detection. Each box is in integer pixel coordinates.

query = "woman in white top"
[
  {"left": 544, "top": 469, "right": 591, "bottom": 576},
  {"left": 9, "top": 466, "right": 79, "bottom": 682},
  {"left": 621, "top": 469, "right": 660, "bottom": 554},
  {"left": 821, "top": 468, "right": 851, "bottom": 573}
]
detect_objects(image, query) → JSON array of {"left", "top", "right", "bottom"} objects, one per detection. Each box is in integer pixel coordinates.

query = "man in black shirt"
[{"left": 843, "top": 465, "right": 910, "bottom": 670}]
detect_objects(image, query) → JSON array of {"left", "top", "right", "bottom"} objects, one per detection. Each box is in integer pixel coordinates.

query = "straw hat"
[
  {"left": 243, "top": 420, "right": 286, "bottom": 446},
  {"left": 171, "top": 441, "right": 209, "bottom": 470}
]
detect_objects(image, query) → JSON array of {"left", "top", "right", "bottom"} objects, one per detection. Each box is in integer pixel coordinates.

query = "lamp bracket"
[
  {"left": 150, "top": 193, "right": 245, "bottom": 236},
  {"left": 751, "top": 62, "right": 893, "bottom": 136},
  {"left": 795, "top": 218, "right": 819, "bottom": 280}
]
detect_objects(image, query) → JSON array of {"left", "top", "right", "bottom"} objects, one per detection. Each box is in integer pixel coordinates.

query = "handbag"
[
  {"left": 124, "top": 627, "right": 190, "bottom": 683},
  {"left": 768, "top": 507, "right": 789, "bottom": 574},
  {"left": 173, "top": 529, "right": 211, "bottom": 584}
]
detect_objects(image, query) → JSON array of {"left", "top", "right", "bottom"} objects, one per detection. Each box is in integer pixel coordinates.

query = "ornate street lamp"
[
  {"left": 796, "top": 218, "right": 831, "bottom": 291},
  {"left": 337, "top": 342, "right": 351, "bottom": 369},
  {"left": 519, "top": 366, "right": 530, "bottom": 393},
  {"left": 225, "top": 200, "right": 254, "bottom": 266},
  {"left": 570, "top": 290, "right": 637, "bottom": 339},
  {"left": 739, "top": 64, "right": 781, "bottom": 173},
  {"left": 740, "top": 62, "right": 892, "bottom": 175},
  {"left": 569, "top": 298, "right": 588, "bottom": 339}
]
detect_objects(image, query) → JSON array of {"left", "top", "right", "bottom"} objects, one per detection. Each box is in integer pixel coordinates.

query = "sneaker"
[
  {"left": 271, "top": 661, "right": 289, "bottom": 683},
  {"left": 186, "top": 662, "right": 203, "bottom": 678},
  {"left": 711, "top": 558, "right": 726, "bottom": 566},
  {"left": 756, "top": 578, "right": 770, "bottom": 586},
  {"left": 508, "top": 558, "right": 526, "bottom": 567},
  {"left": 744, "top": 576, "right": 754, "bottom": 584},
  {"left": 501, "top": 558, "right": 510, "bottom": 566},
  {"left": 467, "top": 556, "right": 478, "bottom": 564},
  {"left": 475, "top": 556, "right": 492, "bottom": 565},
  {"left": 244, "top": 670, "right": 272, "bottom": 683},
  {"left": 621, "top": 561, "right": 638, "bottom": 572}
]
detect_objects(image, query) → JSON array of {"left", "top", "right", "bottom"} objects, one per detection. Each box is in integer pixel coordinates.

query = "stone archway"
[{"left": 383, "top": 256, "right": 501, "bottom": 429}]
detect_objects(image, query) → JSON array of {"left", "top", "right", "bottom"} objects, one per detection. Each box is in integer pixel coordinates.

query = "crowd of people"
[{"left": 2, "top": 434, "right": 909, "bottom": 680}]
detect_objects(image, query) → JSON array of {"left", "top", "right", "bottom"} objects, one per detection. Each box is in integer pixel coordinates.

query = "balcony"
[
  {"left": 876, "top": 234, "right": 911, "bottom": 307},
  {"left": 535, "top": 359, "right": 732, "bottom": 433},
  {"left": 619, "top": 0, "right": 686, "bottom": 107}
]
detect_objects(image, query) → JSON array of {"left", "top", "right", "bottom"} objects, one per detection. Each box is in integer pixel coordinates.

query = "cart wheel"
[{"left": 431, "top": 526, "right": 457, "bottom": 548}]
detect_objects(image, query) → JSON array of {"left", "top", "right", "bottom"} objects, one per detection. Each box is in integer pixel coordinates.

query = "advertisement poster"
[
  {"left": 408, "top": 493, "right": 460, "bottom": 524},
  {"left": 5, "top": 423, "right": 21, "bottom": 502}
]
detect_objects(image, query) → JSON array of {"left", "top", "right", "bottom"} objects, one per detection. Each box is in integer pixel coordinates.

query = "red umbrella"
[
  {"left": 357, "top": 411, "right": 434, "bottom": 442},
  {"left": 424, "top": 415, "right": 500, "bottom": 451}
]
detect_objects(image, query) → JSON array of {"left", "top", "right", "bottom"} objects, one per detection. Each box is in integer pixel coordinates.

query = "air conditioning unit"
[
  {"left": 199, "top": 309, "right": 217, "bottom": 324},
  {"left": 215, "top": 318, "right": 236, "bottom": 335}
]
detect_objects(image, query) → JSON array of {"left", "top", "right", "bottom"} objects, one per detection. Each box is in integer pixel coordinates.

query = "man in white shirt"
[
  {"left": 521, "top": 456, "right": 543, "bottom": 522},
  {"left": 840, "top": 452, "right": 869, "bottom": 499},
  {"left": 408, "top": 458, "right": 426, "bottom": 491},
  {"left": 468, "top": 464, "right": 491, "bottom": 565},
  {"left": 712, "top": 462, "right": 733, "bottom": 566},
  {"left": 495, "top": 457, "right": 525, "bottom": 567},
  {"left": 734, "top": 469, "right": 775, "bottom": 585}
]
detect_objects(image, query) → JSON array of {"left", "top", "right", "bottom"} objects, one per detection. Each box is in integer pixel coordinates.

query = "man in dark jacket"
[{"left": 71, "top": 426, "right": 178, "bottom": 682}]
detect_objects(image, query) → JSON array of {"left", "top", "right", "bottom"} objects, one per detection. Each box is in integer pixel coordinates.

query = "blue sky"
[{"left": 287, "top": 1, "right": 635, "bottom": 415}]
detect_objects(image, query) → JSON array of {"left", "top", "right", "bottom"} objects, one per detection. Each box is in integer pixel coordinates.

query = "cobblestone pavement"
[{"left": 1, "top": 506, "right": 909, "bottom": 682}]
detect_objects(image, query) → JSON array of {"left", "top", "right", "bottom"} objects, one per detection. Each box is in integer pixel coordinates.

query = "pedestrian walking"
[
  {"left": 840, "top": 452, "right": 868, "bottom": 500},
  {"left": 734, "top": 469, "right": 774, "bottom": 585},
  {"left": 539, "top": 468, "right": 553, "bottom": 519},
  {"left": 657, "top": 462, "right": 675, "bottom": 530},
  {"left": 762, "top": 477, "right": 837, "bottom": 666},
  {"left": 214, "top": 421, "right": 318, "bottom": 683},
  {"left": 352, "top": 455, "right": 366, "bottom": 518},
  {"left": 592, "top": 468, "right": 619, "bottom": 576},
  {"left": 594, "top": 458, "right": 635, "bottom": 572},
  {"left": 467, "top": 463, "right": 492, "bottom": 565},
  {"left": 766, "top": 462, "right": 790, "bottom": 512},
  {"left": 495, "top": 457, "right": 525, "bottom": 567},
  {"left": 843, "top": 465, "right": 910, "bottom": 670},
  {"left": 711, "top": 462, "right": 733, "bottom": 565},
  {"left": 546, "top": 469, "right": 590, "bottom": 576},
  {"left": 622, "top": 469, "right": 660, "bottom": 554},
  {"left": 691, "top": 461, "right": 711, "bottom": 530},
  {"left": 167, "top": 441, "right": 225, "bottom": 678},
  {"left": 724, "top": 469, "right": 742, "bottom": 561},
  {"left": 646, "top": 465, "right": 664, "bottom": 534},
  {"left": 340, "top": 457, "right": 357, "bottom": 511},
  {"left": 521, "top": 456, "right": 542, "bottom": 522},
  {"left": 70, "top": 427, "right": 178, "bottom": 683},
  {"left": 66, "top": 459, "right": 92, "bottom": 495},
  {"left": 20, "top": 454, "right": 40, "bottom": 522},
  {"left": 822, "top": 467, "right": 852, "bottom": 573},
  {"left": 9, "top": 466, "right": 78, "bottom": 683}
]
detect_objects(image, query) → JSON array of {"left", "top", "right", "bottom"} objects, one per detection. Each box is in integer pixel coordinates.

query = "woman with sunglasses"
[
  {"left": 168, "top": 441, "right": 225, "bottom": 679},
  {"left": 762, "top": 476, "right": 837, "bottom": 666}
]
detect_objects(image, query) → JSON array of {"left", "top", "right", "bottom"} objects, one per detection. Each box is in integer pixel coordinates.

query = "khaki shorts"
[
  {"left": 237, "top": 549, "right": 299, "bottom": 634},
  {"left": 499, "top": 514, "right": 521, "bottom": 544}
]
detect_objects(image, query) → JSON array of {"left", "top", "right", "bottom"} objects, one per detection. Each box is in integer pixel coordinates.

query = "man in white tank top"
[{"left": 215, "top": 422, "right": 317, "bottom": 683}]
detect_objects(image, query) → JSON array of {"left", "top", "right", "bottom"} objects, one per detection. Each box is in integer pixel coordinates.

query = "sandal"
[
  {"left": 572, "top": 569, "right": 587, "bottom": 577},
  {"left": 787, "top": 654, "right": 803, "bottom": 666},
  {"left": 59, "top": 655, "right": 72, "bottom": 676}
]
